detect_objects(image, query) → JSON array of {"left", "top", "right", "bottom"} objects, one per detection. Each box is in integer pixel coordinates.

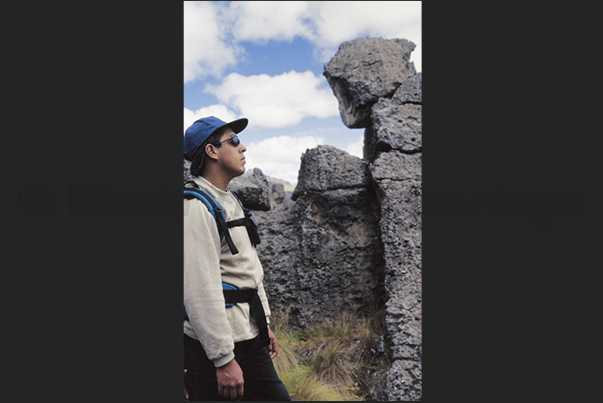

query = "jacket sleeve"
[{"left": 183, "top": 199, "right": 235, "bottom": 367}]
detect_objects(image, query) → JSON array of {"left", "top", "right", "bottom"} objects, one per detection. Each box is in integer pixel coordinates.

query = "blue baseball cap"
[{"left": 184, "top": 116, "right": 248, "bottom": 160}]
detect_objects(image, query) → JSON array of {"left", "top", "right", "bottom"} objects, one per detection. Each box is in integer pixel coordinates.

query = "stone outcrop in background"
[
  {"left": 184, "top": 37, "right": 421, "bottom": 401},
  {"left": 228, "top": 168, "right": 271, "bottom": 211},
  {"left": 241, "top": 146, "right": 385, "bottom": 329},
  {"left": 290, "top": 146, "right": 385, "bottom": 324}
]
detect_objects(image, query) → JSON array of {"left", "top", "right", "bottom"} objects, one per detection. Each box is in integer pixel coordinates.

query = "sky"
[{"left": 184, "top": 1, "right": 422, "bottom": 184}]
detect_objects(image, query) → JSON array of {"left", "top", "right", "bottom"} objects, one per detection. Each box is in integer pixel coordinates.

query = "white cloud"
[
  {"left": 310, "top": 3, "right": 420, "bottom": 44},
  {"left": 243, "top": 135, "right": 326, "bottom": 184},
  {"left": 309, "top": 1, "right": 422, "bottom": 70},
  {"left": 228, "top": 1, "right": 313, "bottom": 43},
  {"left": 183, "top": 1, "right": 243, "bottom": 83},
  {"left": 184, "top": 1, "right": 421, "bottom": 83},
  {"left": 220, "top": 1, "right": 422, "bottom": 72},
  {"left": 205, "top": 71, "right": 339, "bottom": 129},
  {"left": 344, "top": 135, "right": 364, "bottom": 159},
  {"left": 183, "top": 105, "right": 241, "bottom": 133}
]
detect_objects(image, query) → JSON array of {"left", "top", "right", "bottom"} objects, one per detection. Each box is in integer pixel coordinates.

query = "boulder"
[
  {"left": 257, "top": 146, "right": 384, "bottom": 327},
  {"left": 324, "top": 38, "right": 416, "bottom": 128},
  {"left": 290, "top": 185, "right": 385, "bottom": 326},
  {"left": 292, "top": 145, "right": 369, "bottom": 198},
  {"left": 270, "top": 182, "right": 285, "bottom": 210},
  {"left": 229, "top": 168, "right": 271, "bottom": 211}
]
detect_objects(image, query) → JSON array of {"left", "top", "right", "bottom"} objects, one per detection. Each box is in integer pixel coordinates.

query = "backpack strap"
[
  {"left": 184, "top": 282, "right": 270, "bottom": 347},
  {"left": 225, "top": 191, "right": 248, "bottom": 228},
  {"left": 221, "top": 283, "right": 270, "bottom": 347},
  {"left": 184, "top": 180, "right": 239, "bottom": 255},
  {"left": 227, "top": 190, "right": 261, "bottom": 247}
]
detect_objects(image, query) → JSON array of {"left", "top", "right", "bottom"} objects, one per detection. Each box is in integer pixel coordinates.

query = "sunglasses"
[{"left": 213, "top": 134, "right": 240, "bottom": 147}]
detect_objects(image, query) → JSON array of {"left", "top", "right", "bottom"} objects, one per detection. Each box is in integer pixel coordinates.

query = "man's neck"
[{"left": 200, "top": 172, "right": 230, "bottom": 192}]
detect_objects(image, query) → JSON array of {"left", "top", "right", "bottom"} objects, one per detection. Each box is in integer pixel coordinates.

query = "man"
[{"left": 183, "top": 116, "right": 290, "bottom": 401}]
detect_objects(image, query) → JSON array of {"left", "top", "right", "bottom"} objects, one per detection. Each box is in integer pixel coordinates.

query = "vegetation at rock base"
[
  {"left": 269, "top": 307, "right": 387, "bottom": 401},
  {"left": 184, "top": 308, "right": 387, "bottom": 401}
]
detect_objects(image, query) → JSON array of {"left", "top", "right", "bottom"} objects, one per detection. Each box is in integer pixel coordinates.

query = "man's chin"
[{"left": 234, "top": 167, "right": 245, "bottom": 178}]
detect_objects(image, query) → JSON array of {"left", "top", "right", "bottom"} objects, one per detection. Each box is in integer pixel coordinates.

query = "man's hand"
[
  {"left": 216, "top": 358, "right": 244, "bottom": 400},
  {"left": 266, "top": 326, "right": 279, "bottom": 359}
]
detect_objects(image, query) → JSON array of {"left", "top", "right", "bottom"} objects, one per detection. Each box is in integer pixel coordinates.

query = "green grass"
[{"left": 271, "top": 308, "right": 384, "bottom": 401}]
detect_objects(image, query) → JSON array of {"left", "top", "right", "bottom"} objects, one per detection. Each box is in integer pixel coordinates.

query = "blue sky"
[{"left": 184, "top": 1, "right": 422, "bottom": 184}]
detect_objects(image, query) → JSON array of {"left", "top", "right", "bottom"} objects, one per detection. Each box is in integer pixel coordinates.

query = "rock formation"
[
  {"left": 183, "top": 37, "right": 421, "bottom": 401},
  {"left": 228, "top": 168, "right": 271, "bottom": 211},
  {"left": 260, "top": 37, "right": 421, "bottom": 400},
  {"left": 323, "top": 38, "right": 417, "bottom": 129},
  {"left": 291, "top": 145, "right": 385, "bottom": 323}
]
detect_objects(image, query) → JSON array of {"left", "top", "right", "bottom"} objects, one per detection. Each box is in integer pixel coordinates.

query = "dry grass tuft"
[{"left": 271, "top": 308, "right": 383, "bottom": 401}]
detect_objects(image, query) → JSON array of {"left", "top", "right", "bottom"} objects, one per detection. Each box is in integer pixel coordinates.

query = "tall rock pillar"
[{"left": 325, "top": 38, "right": 422, "bottom": 401}]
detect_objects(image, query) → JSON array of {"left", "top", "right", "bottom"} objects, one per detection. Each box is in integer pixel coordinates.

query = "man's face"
[{"left": 216, "top": 127, "right": 247, "bottom": 177}]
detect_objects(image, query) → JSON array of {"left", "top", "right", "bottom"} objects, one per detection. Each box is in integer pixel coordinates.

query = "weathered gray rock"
[
  {"left": 256, "top": 37, "right": 423, "bottom": 400},
  {"left": 365, "top": 102, "right": 422, "bottom": 160},
  {"left": 386, "top": 360, "right": 422, "bottom": 401},
  {"left": 270, "top": 183, "right": 285, "bottom": 210},
  {"left": 256, "top": 146, "right": 384, "bottom": 327},
  {"left": 252, "top": 208, "right": 302, "bottom": 317},
  {"left": 364, "top": 74, "right": 422, "bottom": 161},
  {"left": 183, "top": 158, "right": 193, "bottom": 182},
  {"left": 369, "top": 149, "right": 422, "bottom": 400},
  {"left": 229, "top": 168, "right": 271, "bottom": 211},
  {"left": 292, "top": 145, "right": 369, "bottom": 198},
  {"left": 324, "top": 38, "right": 416, "bottom": 128},
  {"left": 266, "top": 176, "right": 295, "bottom": 211},
  {"left": 371, "top": 151, "right": 422, "bottom": 182},
  {"left": 393, "top": 72, "right": 422, "bottom": 104},
  {"left": 290, "top": 186, "right": 384, "bottom": 326},
  {"left": 376, "top": 178, "right": 422, "bottom": 372}
]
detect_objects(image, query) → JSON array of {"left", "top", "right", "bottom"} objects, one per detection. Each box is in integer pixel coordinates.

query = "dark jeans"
[{"left": 184, "top": 334, "right": 291, "bottom": 401}]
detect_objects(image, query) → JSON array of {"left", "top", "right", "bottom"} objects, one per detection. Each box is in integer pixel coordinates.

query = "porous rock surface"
[
  {"left": 323, "top": 37, "right": 416, "bottom": 129},
  {"left": 261, "top": 38, "right": 422, "bottom": 400}
]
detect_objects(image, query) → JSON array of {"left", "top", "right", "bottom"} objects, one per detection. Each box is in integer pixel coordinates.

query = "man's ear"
[{"left": 204, "top": 143, "right": 219, "bottom": 161}]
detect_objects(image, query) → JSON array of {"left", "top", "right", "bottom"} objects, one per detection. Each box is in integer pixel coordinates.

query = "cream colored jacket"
[{"left": 183, "top": 176, "right": 271, "bottom": 368}]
